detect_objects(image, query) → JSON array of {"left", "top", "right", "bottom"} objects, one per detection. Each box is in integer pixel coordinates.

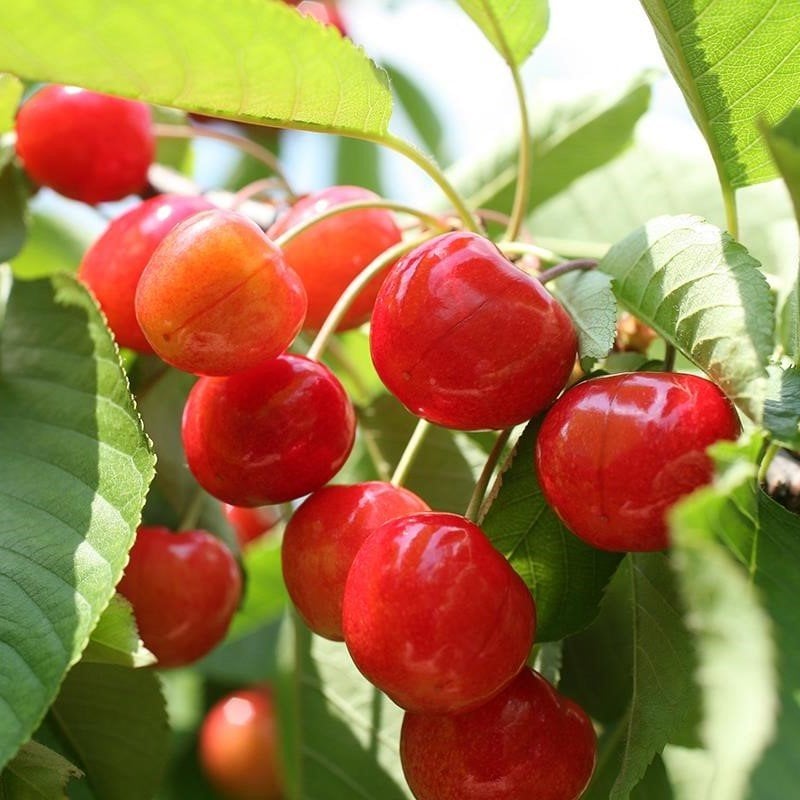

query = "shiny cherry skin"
[
  {"left": 118, "top": 526, "right": 242, "bottom": 668},
  {"left": 78, "top": 194, "right": 214, "bottom": 351},
  {"left": 401, "top": 668, "right": 596, "bottom": 800},
  {"left": 370, "top": 231, "right": 578, "bottom": 431},
  {"left": 535, "top": 372, "right": 741, "bottom": 552},
  {"left": 199, "top": 686, "right": 282, "bottom": 800},
  {"left": 282, "top": 482, "right": 429, "bottom": 641},
  {"left": 268, "top": 186, "right": 402, "bottom": 331},
  {"left": 342, "top": 512, "right": 535, "bottom": 713},
  {"left": 135, "top": 209, "right": 307, "bottom": 375},
  {"left": 223, "top": 504, "right": 281, "bottom": 549},
  {"left": 182, "top": 354, "right": 356, "bottom": 506},
  {"left": 15, "top": 85, "right": 154, "bottom": 204}
]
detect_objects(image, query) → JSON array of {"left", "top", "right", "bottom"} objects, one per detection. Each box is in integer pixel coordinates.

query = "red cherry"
[
  {"left": 118, "top": 526, "right": 241, "bottom": 668},
  {"left": 182, "top": 354, "right": 356, "bottom": 506},
  {"left": 282, "top": 482, "right": 429, "bottom": 641},
  {"left": 135, "top": 209, "right": 307, "bottom": 376},
  {"left": 199, "top": 686, "right": 282, "bottom": 800},
  {"left": 293, "top": 0, "right": 347, "bottom": 34},
  {"left": 535, "top": 372, "right": 741, "bottom": 552},
  {"left": 400, "top": 668, "right": 596, "bottom": 800},
  {"left": 370, "top": 231, "right": 577, "bottom": 431},
  {"left": 15, "top": 85, "right": 154, "bottom": 204},
  {"left": 342, "top": 512, "right": 535, "bottom": 713},
  {"left": 268, "top": 186, "right": 401, "bottom": 331},
  {"left": 223, "top": 503, "right": 281, "bottom": 549},
  {"left": 78, "top": 194, "right": 215, "bottom": 351}
]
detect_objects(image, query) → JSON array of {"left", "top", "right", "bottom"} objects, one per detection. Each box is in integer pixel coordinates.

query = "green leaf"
[
  {"left": 0, "top": 741, "right": 82, "bottom": 800},
  {"left": 448, "top": 73, "right": 653, "bottom": 219},
  {"left": 0, "top": 155, "right": 28, "bottom": 263},
  {"left": 639, "top": 0, "right": 800, "bottom": 190},
  {"left": 385, "top": 63, "right": 444, "bottom": 160},
  {"left": 456, "top": 0, "right": 548, "bottom": 66},
  {"left": 0, "top": 0, "right": 391, "bottom": 136},
  {"left": 764, "top": 365, "right": 800, "bottom": 449},
  {"left": 48, "top": 662, "right": 169, "bottom": 800},
  {"left": 0, "top": 74, "right": 22, "bottom": 134},
  {"left": 763, "top": 108, "right": 800, "bottom": 223},
  {"left": 0, "top": 274, "right": 154, "bottom": 770},
  {"left": 275, "top": 614, "right": 411, "bottom": 800},
  {"left": 552, "top": 269, "right": 616, "bottom": 362},
  {"left": 480, "top": 421, "right": 622, "bottom": 642},
  {"left": 81, "top": 594, "right": 155, "bottom": 668},
  {"left": 334, "top": 136, "right": 383, "bottom": 194},
  {"left": 599, "top": 214, "right": 774, "bottom": 420}
]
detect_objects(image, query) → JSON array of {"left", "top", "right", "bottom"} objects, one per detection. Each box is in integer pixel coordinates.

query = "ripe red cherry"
[
  {"left": 535, "top": 372, "right": 741, "bottom": 552},
  {"left": 135, "top": 209, "right": 307, "bottom": 375},
  {"left": 199, "top": 686, "right": 282, "bottom": 800},
  {"left": 268, "top": 186, "right": 402, "bottom": 331},
  {"left": 400, "top": 668, "right": 596, "bottom": 800},
  {"left": 118, "top": 526, "right": 241, "bottom": 668},
  {"left": 182, "top": 354, "right": 356, "bottom": 506},
  {"left": 282, "top": 482, "right": 429, "bottom": 641},
  {"left": 342, "top": 512, "right": 535, "bottom": 713},
  {"left": 223, "top": 504, "right": 281, "bottom": 549},
  {"left": 78, "top": 194, "right": 214, "bottom": 351},
  {"left": 15, "top": 85, "right": 154, "bottom": 204},
  {"left": 370, "top": 231, "right": 578, "bottom": 431}
]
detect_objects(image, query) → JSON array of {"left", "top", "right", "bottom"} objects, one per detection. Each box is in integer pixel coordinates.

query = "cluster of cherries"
[{"left": 14, "top": 69, "right": 743, "bottom": 800}]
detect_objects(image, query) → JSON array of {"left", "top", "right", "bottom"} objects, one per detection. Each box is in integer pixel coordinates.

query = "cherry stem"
[
  {"left": 274, "top": 200, "right": 448, "bottom": 249},
  {"left": 758, "top": 441, "right": 781, "bottom": 486},
  {"left": 532, "top": 235, "right": 611, "bottom": 260},
  {"left": 151, "top": 123, "right": 297, "bottom": 200},
  {"left": 498, "top": 240, "right": 564, "bottom": 265},
  {"left": 465, "top": 427, "right": 514, "bottom": 522},
  {"left": 231, "top": 177, "right": 286, "bottom": 209},
  {"left": 663, "top": 343, "right": 677, "bottom": 372},
  {"left": 306, "top": 232, "right": 438, "bottom": 362},
  {"left": 178, "top": 486, "right": 206, "bottom": 531},
  {"left": 505, "top": 62, "right": 532, "bottom": 242},
  {"left": 391, "top": 418, "right": 432, "bottom": 487},
  {"left": 537, "top": 259, "right": 598, "bottom": 284}
]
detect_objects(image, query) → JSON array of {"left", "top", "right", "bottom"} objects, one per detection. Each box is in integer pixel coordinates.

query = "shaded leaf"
[
  {"left": 0, "top": 741, "right": 82, "bottom": 800},
  {"left": 0, "top": 73, "right": 22, "bottom": 134},
  {"left": 0, "top": 154, "right": 28, "bottom": 263},
  {"left": 385, "top": 63, "right": 444, "bottom": 160},
  {"left": 81, "top": 594, "right": 155, "bottom": 668},
  {"left": 764, "top": 365, "right": 800, "bottom": 449}
]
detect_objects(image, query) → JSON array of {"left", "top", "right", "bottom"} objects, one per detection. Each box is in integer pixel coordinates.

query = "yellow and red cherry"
[
  {"left": 135, "top": 209, "right": 307, "bottom": 376},
  {"left": 282, "top": 482, "right": 429, "bottom": 641},
  {"left": 535, "top": 372, "right": 741, "bottom": 552},
  {"left": 78, "top": 194, "right": 214, "bottom": 352},
  {"left": 369, "top": 231, "right": 578, "bottom": 431},
  {"left": 199, "top": 686, "right": 282, "bottom": 800},
  {"left": 400, "top": 668, "right": 596, "bottom": 800},
  {"left": 117, "top": 526, "right": 241, "bottom": 668},
  {"left": 182, "top": 354, "right": 356, "bottom": 507},
  {"left": 15, "top": 85, "right": 154, "bottom": 204},
  {"left": 342, "top": 511, "right": 535, "bottom": 714},
  {"left": 223, "top": 504, "right": 281, "bottom": 549},
  {"left": 268, "top": 186, "right": 402, "bottom": 331}
]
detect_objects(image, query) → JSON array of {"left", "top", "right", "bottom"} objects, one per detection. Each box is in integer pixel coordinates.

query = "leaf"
[
  {"left": 447, "top": 73, "right": 653, "bottom": 218},
  {"left": 0, "top": 274, "right": 154, "bottom": 770},
  {"left": 0, "top": 741, "right": 82, "bottom": 800},
  {"left": 0, "top": 0, "right": 391, "bottom": 136},
  {"left": 551, "top": 269, "right": 616, "bottom": 362},
  {"left": 334, "top": 136, "right": 383, "bottom": 194},
  {"left": 81, "top": 594, "right": 155, "bottom": 668},
  {"left": 480, "top": 421, "right": 622, "bottom": 642},
  {"left": 456, "top": 0, "right": 548, "bottom": 66},
  {"left": 639, "top": 0, "right": 800, "bottom": 191},
  {"left": 275, "top": 613, "right": 412, "bottom": 800},
  {"left": 0, "top": 73, "right": 22, "bottom": 134},
  {"left": 0, "top": 154, "right": 28, "bottom": 263},
  {"left": 764, "top": 365, "right": 800, "bottom": 449},
  {"left": 599, "top": 214, "right": 774, "bottom": 420},
  {"left": 385, "top": 63, "right": 444, "bottom": 160},
  {"left": 48, "top": 662, "right": 169, "bottom": 800},
  {"left": 763, "top": 108, "right": 800, "bottom": 223}
]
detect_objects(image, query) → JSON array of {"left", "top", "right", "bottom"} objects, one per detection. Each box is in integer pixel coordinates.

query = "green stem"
[
  {"left": 758, "top": 441, "right": 780, "bottom": 486},
  {"left": 530, "top": 235, "right": 611, "bottom": 260},
  {"left": 305, "top": 233, "right": 436, "bottom": 362},
  {"left": 178, "top": 486, "right": 206, "bottom": 531},
  {"left": 465, "top": 428, "right": 513, "bottom": 522},
  {"left": 232, "top": 176, "right": 285, "bottom": 208},
  {"left": 497, "top": 240, "right": 564, "bottom": 265},
  {"left": 274, "top": 200, "right": 447, "bottom": 249},
  {"left": 391, "top": 419, "right": 432, "bottom": 487},
  {"left": 722, "top": 181, "right": 740, "bottom": 240},
  {"left": 505, "top": 62, "right": 532, "bottom": 241}
]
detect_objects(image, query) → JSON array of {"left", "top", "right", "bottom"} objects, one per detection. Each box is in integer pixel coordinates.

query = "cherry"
[
  {"left": 535, "top": 372, "right": 741, "bottom": 552},
  {"left": 342, "top": 512, "right": 535, "bottom": 714},
  {"left": 296, "top": 0, "right": 347, "bottom": 34},
  {"left": 268, "top": 186, "right": 402, "bottom": 331},
  {"left": 135, "top": 209, "right": 307, "bottom": 376},
  {"left": 223, "top": 504, "right": 281, "bottom": 549},
  {"left": 282, "top": 482, "right": 429, "bottom": 641},
  {"left": 78, "top": 194, "right": 215, "bottom": 352},
  {"left": 400, "top": 668, "right": 596, "bottom": 800},
  {"left": 118, "top": 526, "right": 241, "bottom": 668},
  {"left": 370, "top": 231, "right": 578, "bottom": 431},
  {"left": 15, "top": 85, "right": 154, "bottom": 204},
  {"left": 182, "top": 354, "right": 356, "bottom": 506},
  {"left": 199, "top": 686, "right": 282, "bottom": 800}
]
